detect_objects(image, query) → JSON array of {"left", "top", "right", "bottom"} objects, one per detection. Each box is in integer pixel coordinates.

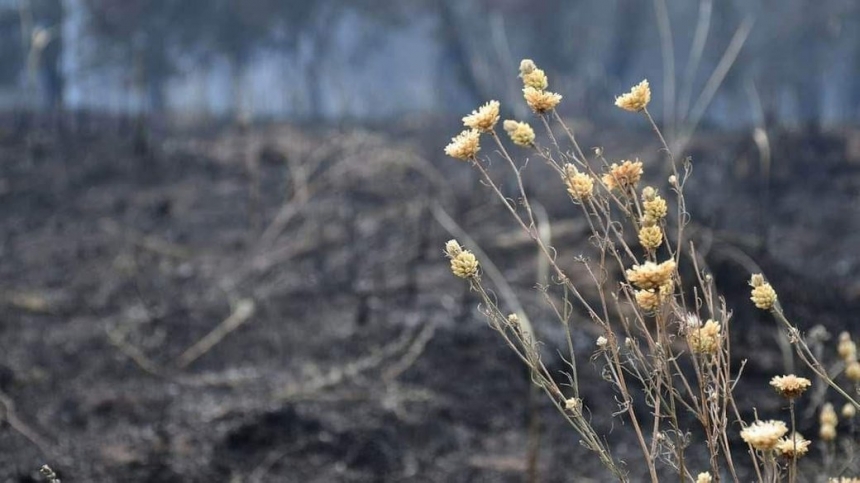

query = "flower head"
[
  {"left": 688, "top": 320, "right": 721, "bottom": 354},
  {"left": 602, "top": 160, "right": 644, "bottom": 191},
  {"left": 749, "top": 274, "right": 777, "bottom": 310},
  {"left": 562, "top": 164, "right": 594, "bottom": 201},
  {"left": 775, "top": 433, "right": 811, "bottom": 459},
  {"left": 843, "top": 403, "right": 857, "bottom": 419},
  {"left": 695, "top": 473, "right": 712, "bottom": 483},
  {"left": 523, "top": 87, "right": 562, "bottom": 113},
  {"left": 838, "top": 332, "right": 857, "bottom": 361},
  {"left": 820, "top": 403, "right": 838, "bottom": 427},
  {"left": 565, "top": 397, "right": 582, "bottom": 413},
  {"left": 626, "top": 260, "right": 676, "bottom": 290},
  {"left": 643, "top": 196, "right": 668, "bottom": 223},
  {"left": 638, "top": 225, "right": 663, "bottom": 250},
  {"left": 635, "top": 289, "right": 661, "bottom": 312},
  {"left": 444, "top": 129, "right": 481, "bottom": 160},
  {"left": 740, "top": 420, "right": 788, "bottom": 451},
  {"left": 615, "top": 79, "right": 651, "bottom": 112},
  {"left": 820, "top": 423, "right": 837, "bottom": 441},
  {"left": 463, "top": 100, "right": 500, "bottom": 132},
  {"left": 522, "top": 69, "right": 548, "bottom": 90},
  {"left": 847, "top": 360, "right": 860, "bottom": 382},
  {"left": 444, "top": 239, "right": 463, "bottom": 258},
  {"left": 518, "top": 59, "right": 537, "bottom": 77},
  {"left": 770, "top": 375, "right": 811, "bottom": 399},
  {"left": 503, "top": 120, "right": 535, "bottom": 147},
  {"left": 450, "top": 251, "right": 479, "bottom": 279}
]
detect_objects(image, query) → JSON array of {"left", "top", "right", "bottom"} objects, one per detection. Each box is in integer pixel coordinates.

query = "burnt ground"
[{"left": 0, "top": 113, "right": 859, "bottom": 482}]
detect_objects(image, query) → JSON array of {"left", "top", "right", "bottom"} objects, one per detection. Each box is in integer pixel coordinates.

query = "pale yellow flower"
[
  {"left": 562, "top": 164, "right": 594, "bottom": 201},
  {"left": 444, "top": 129, "right": 481, "bottom": 160},
  {"left": 838, "top": 332, "right": 857, "bottom": 361},
  {"left": 820, "top": 423, "right": 837, "bottom": 441},
  {"left": 450, "top": 251, "right": 479, "bottom": 279},
  {"left": 565, "top": 397, "right": 582, "bottom": 413},
  {"left": 602, "top": 160, "right": 644, "bottom": 191},
  {"left": 847, "top": 360, "right": 860, "bottom": 382},
  {"left": 463, "top": 100, "right": 500, "bottom": 132},
  {"left": 626, "top": 260, "right": 676, "bottom": 290},
  {"left": 643, "top": 196, "right": 668, "bottom": 222},
  {"left": 615, "top": 79, "right": 651, "bottom": 112},
  {"left": 695, "top": 473, "right": 712, "bottom": 483},
  {"left": 842, "top": 403, "right": 856, "bottom": 419},
  {"left": 820, "top": 403, "right": 838, "bottom": 427},
  {"left": 523, "top": 87, "right": 562, "bottom": 113},
  {"left": 635, "top": 289, "right": 661, "bottom": 312},
  {"left": 770, "top": 374, "right": 812, "bottom": 399},
  {"left": 749, "top": 275, "right": 777, "bottom": 310},
  {"left": 740, "top": 420, "right": 788, "bottom": 451},
  {"left": 775, "top": 433, "right": 811, "bottom": 459},
  {"left": 638, "top": 225, "right": 663, "bottom": 250},
  {"left": 444, "top": 239, "right": 463, "bottom": 258},
  {"left": 518, "top": 59, "right": 537, "bottom": 77},
  {"left": 688, "top": 320, "right": 721, "bottom": 354},
  {"left": 503, "top": 120, "right": 535, "bottom": 147},
  {"left": 522, "top": 69, "right": 548, "bottom": 90}
]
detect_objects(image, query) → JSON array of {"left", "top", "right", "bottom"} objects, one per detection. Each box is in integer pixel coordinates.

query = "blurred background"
[{"left": 2, "top": 1, "right": 860, "bottom": 482}]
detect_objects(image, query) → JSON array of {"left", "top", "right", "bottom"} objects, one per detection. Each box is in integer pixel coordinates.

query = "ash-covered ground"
[{"left": 1, "top": 114, "right": 860, "bottom": 482}]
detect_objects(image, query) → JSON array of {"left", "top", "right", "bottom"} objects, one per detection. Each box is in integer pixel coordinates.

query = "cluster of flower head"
[
  {"left": 749, "top": 274, "right": 778, "bottom": 310},
  {"left": 686, "top": 318, "right": 722, "bottom": 355},
  {"left": 740, "top": 419, "right": 811, "bottom": 460},
  {"left": 838, "top": 332, "right": 860, "bottom": 384},
  {"left": 770, "top": 374, "right": 811, "bottom": 399},
  {"left": 615, "top": 79, "right": 651, "bottom": 112},
  {"left": 519, "top": 59, "right": 562, "bottom": 113},
  {"left": 445, "top": 239, "right": 479, "bottom": 279},
  {"left": 602, "top": 160, "right": 643, "bottom": 192},
  {"left": 562, "top": 164, "right": 594, "bottom": 201},
  {"left": 820, "top": 402, "right": 838, "bottom": 441},
  {"left": 740, "top": 420, "right": 789, "bottom": 451}
]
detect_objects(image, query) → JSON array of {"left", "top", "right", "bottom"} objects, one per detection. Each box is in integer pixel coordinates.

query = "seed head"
[
  {"left": 820, "top": 403, "right": 838, "bottom": 427},
  {"left": 518, "top": 59, "right": 537, "bottom": 77},
  {"left": 602, "top": 160, "right": 644, "bottom": 191},
  {"left": 626, "top": 260, "right": 676, "bottom": 290},
  {"left": 838, "top": 332, "right": 857, "bottom": 361},
  {"left": 463, "top": 100, "right": 500, "bottom": 132},
  {"left": 444, "top": 239, "right": 463, "bottom": 258},
  {"left": 615, "top": 79, "right": 651, "bottom": 112},
  {"left": 820, "top": 423, "right": 837, "bottom": 441},
  {"left": 842, "top": 403, "right": 857, "bottom": 419},
  {"left": 695, "top": 473, "right": 712, "bottom": 483},
  {"left": 769, "top": 374, "right": 812, "bottom": 399},
  {"left": 596, "top": 336, "right": 608, "bottom": 348},
  {"left": 450, "top": 251, "right": 479, "bottom": 279},
  {"left": 644, "top": 196, "right": 668, "bottom": 222},
  {"left": 502, "top": 120, "right": 535, "bottom": 147},
  {"left": 562, "top": 164, "right": 594, "bottom": 201},
  {"left": 522, "top": 69, "right": 548, "bottom": 90},
  {"left": 749, "top": 276, "right": 777, "bottom": 310},
  {"left": 523, "top": 87, "right": 562, "bottom": 113},
  {"left": 635, "top": 289, "right": 661, "bottom": 312},
  {"left": 444, "top": 129, "right": 481, "bottom": 160},
  {"left": 740, "top": 420, "right": 788, "bottom": 451},
  {"left": 688, "top": 320, "right": 721, "bottom": 354},
  {"left": 565, "top": 397, "right": 582, "bottom": 413},
  {"left": 638, "top": 225, "right": 663, "bottom": 250},
  {"left": 775, "top": 433, "right": 811, "bottom": 459},
  {"left": 846, "top": 361, "right": 860, "bottom": 382}
]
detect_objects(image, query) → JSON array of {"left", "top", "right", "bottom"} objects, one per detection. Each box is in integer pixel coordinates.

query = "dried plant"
[{"left": 441, "top": 60, "right": 860, "bottom": 482}]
